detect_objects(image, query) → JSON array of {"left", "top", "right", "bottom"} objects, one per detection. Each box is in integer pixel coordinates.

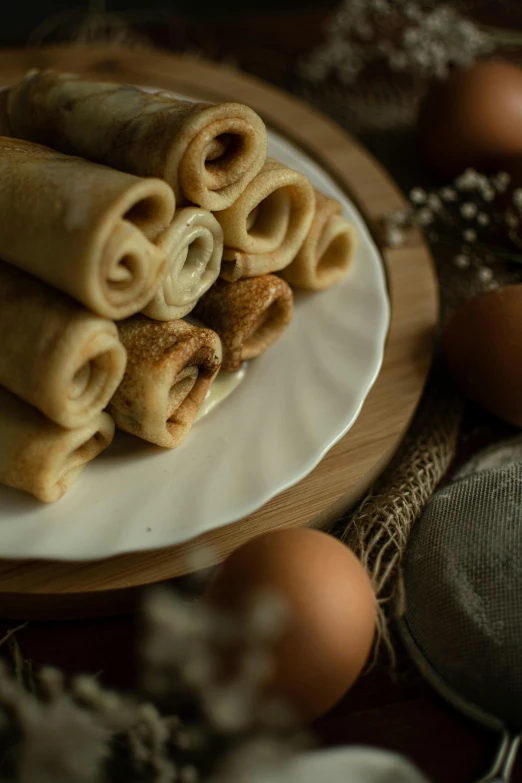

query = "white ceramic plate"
[{"left": 0, "top": 115, "right": 390, "bottom": 561}]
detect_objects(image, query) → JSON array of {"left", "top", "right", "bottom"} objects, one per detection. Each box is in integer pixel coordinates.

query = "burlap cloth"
[{"left": 332, "top": 364, "right": 463, "bottom": 660}]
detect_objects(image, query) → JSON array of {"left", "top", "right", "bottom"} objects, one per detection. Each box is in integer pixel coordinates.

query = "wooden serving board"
[{"left": 0, "top": 45, "right": 438, "bottom": 619}]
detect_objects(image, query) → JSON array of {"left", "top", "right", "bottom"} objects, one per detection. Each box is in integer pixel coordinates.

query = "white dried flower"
[
  {"left": 455, "top": 168, "right": 482, "bottom": 191},
  {"left": 38, "top": 667, "right": 65, "bottom": 700},
  {"left": 388, "top": 208, "right": 411, "bottom": 227},
  {"left": 384, "top": 167, "right": 522, "bottom": 281},
  {"left": 302, "top": 0, "right": 493, "bottom": 85},
  {"left": 383, "top": 224, "right": 405, "bottom": 248},
  {"left": 478, "top": 267, "right": 494, "bottom": 283},
  {"left": 454, "top": 254, "right": 471, "bottom": 269},
  {"left": 426, "top": 194, "right": 442, "bottom": 212},
  {"left": 0, "top": 585, "right": 310, "bottom": 783},
  {"left": 416, "top": 207, "right": 434, "bottom": 226},
  {"left": 440, "top": 187, "right": 458, "bottom": 202},
  {"left": 460, "top": 202, "right": 478, "bottom": 220},
  {"left": 409, "top": 187, "right": 426, "bottom": 204},
  {"left": 16, "top": 697, "right": 110, "bottom": 783}
]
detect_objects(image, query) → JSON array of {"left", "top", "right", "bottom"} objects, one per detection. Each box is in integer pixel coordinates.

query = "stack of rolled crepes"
[{"left": 0, "top": 69, "right": 358, "bottom": 503}]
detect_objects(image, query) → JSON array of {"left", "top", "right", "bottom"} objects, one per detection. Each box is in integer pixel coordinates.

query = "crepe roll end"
[
  {"left": 194, "top": 275, "right": 293, "bottom": 372},
  {"left": 110, "top": 318, "right": 222, "bottom": 448},
  {"left": 282, "top": 195, "right": 357, "bottom": 291},
  {"left": 163, "top": 326, "right": 222, "bottom": 447},
  {"left": 176, "top": 102, "right": 268, "bottom": 211},
  {"left": 216, "top": 160, "right": 315, "bottom": 278},
  {"left": 51, "top": 412, "right": 115, "bottom": 502},
  {"left": 143, "top": 207, "right": 223, "bottom": 321},
  {"left": 217, "top": 170, "right": 292, "bottom": 256},
  {"left": 108, "top": 174, "right": 175, "bottom": 243},
  {"left": 0, "top": 390, "right": 114, "bottom": 502},
  {"left": 98, "top": 220, "right": 167, "bottom": 320},
  {"left": 54, "top": 324, "right": 127, "bottom": 429}
]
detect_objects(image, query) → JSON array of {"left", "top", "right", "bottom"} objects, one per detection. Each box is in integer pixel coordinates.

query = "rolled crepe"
[
  {"left": 6, "top": 69, "right": 268, "bottom": 211},
  {"left": 215, "top": 159, "right": 315, "bottom": 282},
  {"left": 0, "top": 137, "right": 175, "bottom": 319},
  {"left": 193, "top": 275, "right": 293, "bottom": 372},
  {"left": 109, "top": 317, "right": 222, "bottom": 448},
  {"left": 142, "top": 207, "right": 223, "bottom": 321},
  {"left": 0, "top": 388, "right": 114, "bottom": 503},
  {"left": 281, "top": 190, "right": 357, "bottom": 290},
  {"left": 0, "top": 262, "right": 127, "bottom": 429}
]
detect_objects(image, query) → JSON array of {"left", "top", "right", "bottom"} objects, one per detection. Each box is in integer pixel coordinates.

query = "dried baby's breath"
[
  {"left": 0, "top": 588, "right": 308, "bottom": 782},
  {"left": 302, "top": 0, "right": 493, "bottom": 85},
  {"left": 383, "top": 168, "right": 522, "bottom": 290}
]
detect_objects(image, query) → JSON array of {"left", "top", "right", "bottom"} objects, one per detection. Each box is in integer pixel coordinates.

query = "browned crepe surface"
[
  {"left": 194, "top": 275, "right": 293, "bottom": 371},
  {"left": 109, "top": 317, "right": 222, "bottom": 448}
]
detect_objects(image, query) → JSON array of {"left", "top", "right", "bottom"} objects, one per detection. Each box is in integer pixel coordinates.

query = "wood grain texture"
[{"left": 0, "top": 46, "right": 438, "bottom": 619}]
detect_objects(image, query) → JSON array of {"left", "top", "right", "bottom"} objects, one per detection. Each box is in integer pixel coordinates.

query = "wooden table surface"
[{"left": 1, "top": 7, "right": 522, "bottom": 781}]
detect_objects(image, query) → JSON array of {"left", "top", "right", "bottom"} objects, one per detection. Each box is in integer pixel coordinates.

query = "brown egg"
[
  {"left": 418, "top": 61, "right": 522, "bottom": 178},
  {"left": 204, "top": 528, "right": 376, "bottom": 723},
  {"left": 443, "top": 285, "right": 522, "bottom": 426}
]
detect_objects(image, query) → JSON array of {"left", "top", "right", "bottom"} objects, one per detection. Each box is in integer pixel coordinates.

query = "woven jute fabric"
[{"left": 333, "top": 364, "right": 464, "bottom": 661}]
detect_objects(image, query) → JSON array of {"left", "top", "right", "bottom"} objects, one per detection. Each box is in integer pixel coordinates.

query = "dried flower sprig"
[
  {"left": 303, "top": 0, "right": 494, "bottom": 85},
  {"left": 383, "top": 167, "right": 522, "bottom": 289},
  {"left": 0, "top": 589, "right": 428, "bottom": 782},
  {"left": 0, "top": 590, "right": 303, "bottom": 783}
]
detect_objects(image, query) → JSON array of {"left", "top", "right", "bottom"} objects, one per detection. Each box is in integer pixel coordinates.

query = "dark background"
[{"left": 0, "top": 0, "right": 335, "bottom": 46}]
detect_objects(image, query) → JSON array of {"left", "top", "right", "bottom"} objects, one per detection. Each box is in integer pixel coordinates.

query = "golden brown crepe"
[
  {"left": 0, "top": 137, "right": 175, "bottom": 319},
  {"left": 6, "top": 69, "right": 268, "bottom": 211},
  {"left": 281, "top": 190, "right": 357, "bottom": 290},
  {"left": 143, "top": 207, "right": 223, "bottom": 321},
  {"left": 215, "top": 159, "right": 315, "bottom": 281},
  {"left": 0, "top": 388, "right": 114, "bottom": 503},
  {"left": 109, "top": 317, "right": 222, "bottom": 448},
  {"left": 0, "top": 262, "right": 127, "bottom": 429},
  {"left": 193, "top": 275, "right": 293, "bottom": 372}
]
